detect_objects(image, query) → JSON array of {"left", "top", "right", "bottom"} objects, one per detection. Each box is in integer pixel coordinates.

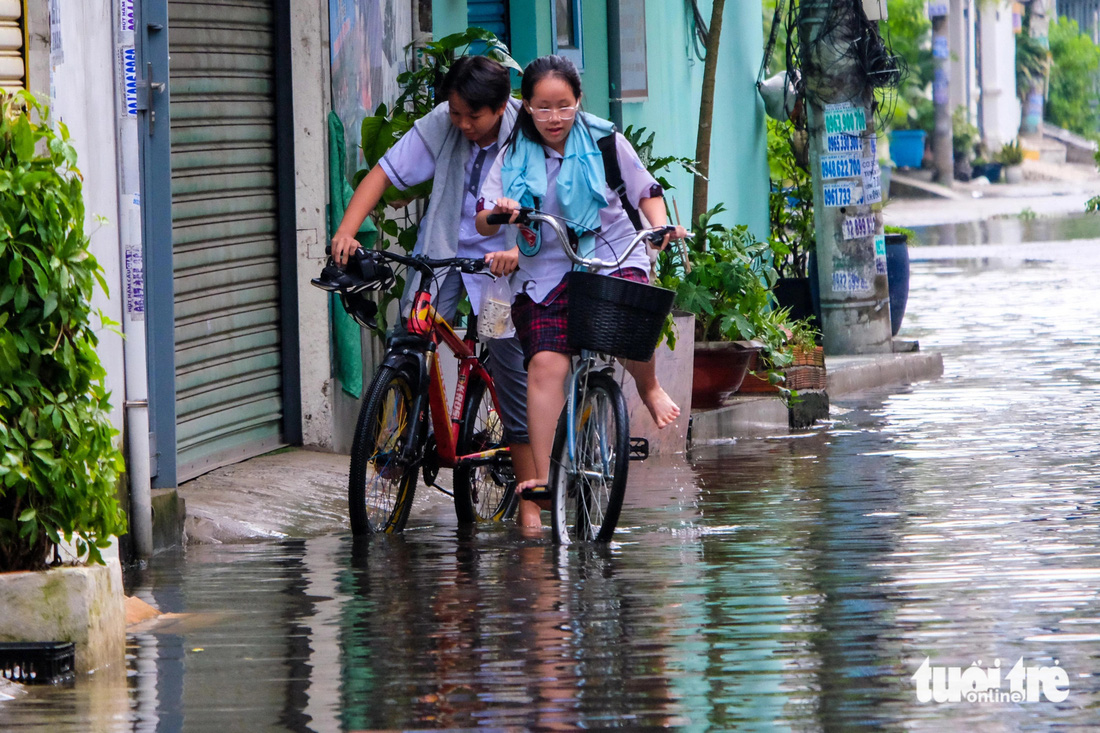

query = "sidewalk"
[
  {"left": 885, "top": 159, "right": 1100, "bottom": 227},
  {"left": 175, "top": 350, "right": 944, "bottom": 546}
]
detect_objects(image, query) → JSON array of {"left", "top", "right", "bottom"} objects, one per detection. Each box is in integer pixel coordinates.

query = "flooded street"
[{"left": 6, "top": 217, "right": 1100, "bottom": 730}]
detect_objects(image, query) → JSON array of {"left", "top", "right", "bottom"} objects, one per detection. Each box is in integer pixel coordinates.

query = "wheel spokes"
[{"left": 366, "top": 386, "right": 410, "bottom": 522}]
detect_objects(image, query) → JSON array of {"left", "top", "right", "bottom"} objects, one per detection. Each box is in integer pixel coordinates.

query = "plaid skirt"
[{"left": 511, "top": 268, "right": 649, "bottom": 367}]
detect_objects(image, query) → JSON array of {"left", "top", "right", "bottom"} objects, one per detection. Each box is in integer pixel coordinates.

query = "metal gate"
[
  {"left": 0, "top": 0, "right": 25, "bottom": 90},
  {"left": 167, "top": 0, "right": 286, "bottom": 480}
]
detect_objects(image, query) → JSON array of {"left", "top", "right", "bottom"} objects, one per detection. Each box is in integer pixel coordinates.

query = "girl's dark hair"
[
  {"left": 512, "top": 55, "right": 583, "bottom": 144},
  {"left": 438, "top": 55, "right": 511, "bottom": 111}
]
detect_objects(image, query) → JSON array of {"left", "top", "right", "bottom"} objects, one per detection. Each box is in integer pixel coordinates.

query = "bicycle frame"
[{"left": 402, "top": 291, "right": 510, "bottom": 472}]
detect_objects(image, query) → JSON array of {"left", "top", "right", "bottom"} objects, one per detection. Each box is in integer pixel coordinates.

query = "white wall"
[
  {"left": 49, "top": 1, "right": 126, "bottom": 435},
  {"left": 980, "top": 3, "right": 1021, "bottom": 147},
  {"left": 292, "top": 0, "right": 338, "bottom": 450},
  {"left": 949, "top": 0, "right": 979, "bottom": 122}
]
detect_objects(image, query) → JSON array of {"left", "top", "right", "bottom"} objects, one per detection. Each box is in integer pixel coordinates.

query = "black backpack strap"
[{"left": 598, "top": 133, "right": 643, "bottom": 231}]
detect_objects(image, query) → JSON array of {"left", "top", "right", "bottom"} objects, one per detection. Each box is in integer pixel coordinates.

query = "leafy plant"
[
  {"left": 1015, "top": 32, "right": 1051, "bottom": 105},
  {"left": 881, "top": 0, "right": 934, "bottom": 134},
  {"left": 884, "top": 224, "right": 918, "bottom": 242},
  {"left": 952, "top": 106, "right": 979, "bottom": 158},
  {"left": 767, "top": 118, "right": 814, "bottom": 279},
  {"left": 0, "top": 91, "right": 127, "bottom": 571},
  {"left": 659, "top": 204, "right": 796, "bottom": 369},
  {"left": 353, "top": 27, "right": 520, "bottom": 333},
  {"left": 1047, "top": 17, "right": 1100, "bottom": 137},
  {"left": 995, "top": 139, "right": 1024, "bottom": 166}
]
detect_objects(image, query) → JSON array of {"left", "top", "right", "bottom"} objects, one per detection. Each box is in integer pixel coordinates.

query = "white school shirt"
[
  {"left": 479, "top": 132, "right": 662, "bottom": 304},
  {"left": 379, "top": 131, "right": 509, "bottom": 314}
]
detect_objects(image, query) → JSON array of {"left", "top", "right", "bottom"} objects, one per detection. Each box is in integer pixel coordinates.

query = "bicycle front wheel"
[
  {"left": 549, "top": 371, "right": 630, "bottom": 544},
  {"left": 348, "top": 365, "right": 419, "bottom": 535},
  {"left": 453, "top": 374, "right": 516, "bottom": 523}
]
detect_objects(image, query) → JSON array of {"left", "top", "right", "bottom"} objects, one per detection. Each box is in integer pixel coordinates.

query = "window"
[{"left": 552, "top": 0, "right": 583, "bottom": 68}]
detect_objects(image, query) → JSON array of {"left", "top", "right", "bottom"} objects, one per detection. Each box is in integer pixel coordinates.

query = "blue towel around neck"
[{"left": 501, "top": 112, "right": 616, "bottom": 256}]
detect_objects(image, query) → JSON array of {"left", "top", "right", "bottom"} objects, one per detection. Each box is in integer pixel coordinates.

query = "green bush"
[
  {"left": 1047, "top": 18, "right": 1100, "bottom": 137},
  {"left": 882, "top": 0, "right": 934, "bottom": 134},
  {"left": 0, "top": 91, "right": 126, "bottom": 571}
]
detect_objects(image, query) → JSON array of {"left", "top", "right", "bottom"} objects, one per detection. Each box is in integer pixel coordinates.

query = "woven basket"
[{"left": 566, "top": 271, "right": 675, "bottom": 361}]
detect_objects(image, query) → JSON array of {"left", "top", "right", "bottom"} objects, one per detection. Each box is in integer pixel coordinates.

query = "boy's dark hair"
[
  {"left": 513, "top": 55, "right": 583, "bottom": 143},
  {"left": 438, "top": 56, "right": 511, "bottom": 111}
]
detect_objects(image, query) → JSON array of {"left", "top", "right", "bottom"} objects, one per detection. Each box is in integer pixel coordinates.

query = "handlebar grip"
[{"left": 486, "top": 213, "right": 513, "bottom": 225}]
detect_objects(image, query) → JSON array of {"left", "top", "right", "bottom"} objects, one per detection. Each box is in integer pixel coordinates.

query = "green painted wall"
[
  {"left": 433, "top": 0, "right": 767, "bottom": 237},
  {"left": 617, "top": 0, "right": 768, "bottom": 238},
  {"left": 432, "top": 0, "right": 468, "bottom": 37}
]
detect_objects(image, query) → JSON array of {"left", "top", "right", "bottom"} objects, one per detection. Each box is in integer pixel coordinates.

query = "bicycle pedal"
[{"left": 629, "top": 437, "right": 649, "bottom": 461}]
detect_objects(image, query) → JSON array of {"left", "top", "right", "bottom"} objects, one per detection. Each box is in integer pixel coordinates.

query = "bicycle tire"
[
  {"left": 348, "top": 365, "right": 420, "bottom": 535},
  {"left": 549, "top": 371, "right": 630, "bottom": 544},
  {"left": 453, "top": 374, "right": 516, "bottom": 523}
]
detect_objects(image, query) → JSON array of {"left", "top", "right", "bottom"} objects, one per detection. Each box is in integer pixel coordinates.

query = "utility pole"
[
  {"left": 798, "top": 0, "right": 893, "bottom": 354},
  {"left": 929, "top": 3, "right": 954, "bottom": 185}
]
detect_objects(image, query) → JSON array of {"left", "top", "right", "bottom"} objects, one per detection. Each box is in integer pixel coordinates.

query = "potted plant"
[
  {"left": 952, "top": 107, "right": 980, "bottom": 181},
  {"left": 767, "top": 118, "right": 819, "bottom": 334},
  {"left": 887, "top": 94, "right": 933, "bottom": 169},
  {"left": 658, "top": 206, "right": 798, "bottom": 408},
  {"left": 0, "top": 91, "right": 127, "bottom": 572},
  {"left": 996, "top": 139, "right": 1025, "bottom": 183},
  {"left": 0, "top": 92, "right": 129, "bottom": 675},
  {"left": 969, "top": 154, "right": 1002, "bottom": 183}
]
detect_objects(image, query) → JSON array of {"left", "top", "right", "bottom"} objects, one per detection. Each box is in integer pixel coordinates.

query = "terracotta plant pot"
[{"left": 692, "top": 341, "right": 762, "bottom": 409}]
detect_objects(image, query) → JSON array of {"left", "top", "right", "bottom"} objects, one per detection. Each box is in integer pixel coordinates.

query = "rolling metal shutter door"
[
  {"left": 0, "top": 0, "right": 25, "bottom": 91},
  {"left": 168, "top": 0, "right": 284, "bottom": 481}
]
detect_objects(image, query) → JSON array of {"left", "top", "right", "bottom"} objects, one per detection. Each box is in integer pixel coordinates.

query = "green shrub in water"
[{"left": 0, "top": 91, "right": 126, "bottom": 571}]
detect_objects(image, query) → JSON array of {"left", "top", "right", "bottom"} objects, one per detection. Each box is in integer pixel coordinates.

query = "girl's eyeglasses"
[{"left": 528, "top": 104, "right": 579, "bottom": 122}]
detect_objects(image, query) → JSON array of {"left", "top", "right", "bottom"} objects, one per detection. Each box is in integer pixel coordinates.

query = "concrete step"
[
  {"left": 1041, "top": 123, "right": 1099, "bottom": 165},
  {"left": 1020, "top": 134, "right": 1066, "bottom": 165}
]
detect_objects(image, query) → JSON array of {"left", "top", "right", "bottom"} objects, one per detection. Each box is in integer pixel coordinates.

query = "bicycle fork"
[{"left": 564, "top": 355, "right": 616, "bottom": 480}]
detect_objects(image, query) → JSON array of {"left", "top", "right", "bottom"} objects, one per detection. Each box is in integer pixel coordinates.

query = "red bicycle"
[{"left": 313, "top": 248, "right": 516, "bottom": 534}]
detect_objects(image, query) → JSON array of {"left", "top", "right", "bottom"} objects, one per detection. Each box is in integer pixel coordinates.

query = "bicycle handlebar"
[
  {"left": 485, "top": 207, "right": 690, "bottom": 271},
  {"left": 325, "top": 244, "right": 486, "bottom": 278}
]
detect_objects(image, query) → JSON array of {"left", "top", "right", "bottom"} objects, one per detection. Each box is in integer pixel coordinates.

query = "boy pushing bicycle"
[{"left": 330, "top": 56, "right": 541, "bottom": 528}]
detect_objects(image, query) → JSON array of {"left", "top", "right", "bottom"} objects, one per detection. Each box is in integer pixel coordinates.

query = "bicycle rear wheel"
[
  {"left": 550, "top": 371, "right": 630, "bottom": 544},
  {"left": 348, "top": 365, "right": 419, "bottom": 535},
  {"left": 453, "top": 374, "right": 516, "bottom": 523}
]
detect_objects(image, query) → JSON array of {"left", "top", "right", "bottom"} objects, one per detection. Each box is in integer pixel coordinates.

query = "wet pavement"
[{"left": 6, "top": 217, "right": 1100, "bottom": 729}]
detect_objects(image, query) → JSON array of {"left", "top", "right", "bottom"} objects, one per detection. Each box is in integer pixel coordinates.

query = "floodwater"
[{"left": 6, "top": 217, "right": 1100, "bottom": 730}]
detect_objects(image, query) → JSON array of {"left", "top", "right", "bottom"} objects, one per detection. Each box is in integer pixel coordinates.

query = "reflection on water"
[
  {"left": 5, "top": 231, "right": 1100, "bottom": 729},
  {"left": 912, "top": 209, "right": 1100, "bottom": 247}
]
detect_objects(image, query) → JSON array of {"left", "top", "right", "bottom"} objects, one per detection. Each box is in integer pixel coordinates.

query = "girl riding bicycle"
[
  {"left": 330, "top": 56, "right": 540, "bottom": 528},
  {"left": 475, "top": 55, "right": 687, "bottom": 508}
]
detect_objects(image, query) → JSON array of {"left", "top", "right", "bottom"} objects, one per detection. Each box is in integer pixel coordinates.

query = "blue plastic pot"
[{"left": 889, "top": 130, "right": 926, "bottom": 169}]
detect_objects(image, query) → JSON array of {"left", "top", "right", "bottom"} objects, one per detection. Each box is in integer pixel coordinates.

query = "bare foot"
[
  {"left": 516, "top": 479, "right": 551, "bottom": 513},
  {"left": 516, "top": 498, "right": 543, "bottom": 529},
  {"left": 641, "top": 385, "right": 680, "bottom": 428}
]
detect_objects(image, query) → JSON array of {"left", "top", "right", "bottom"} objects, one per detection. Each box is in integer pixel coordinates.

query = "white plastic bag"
[{"left": 478, "top": 276, "right": 515, "bottom": 340}]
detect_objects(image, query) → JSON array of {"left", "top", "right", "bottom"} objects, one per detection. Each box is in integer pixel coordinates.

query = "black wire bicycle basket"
[{"left": 566, "top": 271, "right": 675, "bottom": 361}]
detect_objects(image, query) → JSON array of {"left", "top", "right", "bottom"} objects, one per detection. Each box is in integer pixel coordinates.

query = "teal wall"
[
  {"left": 433, "top": 0, "right": 468, "bottom": 37},
  {"left": 617, "top": 0, "right": 768, "bottom": 237},
  {"left": 431, "top": 0, "right": 768, "bottom": 236}
]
